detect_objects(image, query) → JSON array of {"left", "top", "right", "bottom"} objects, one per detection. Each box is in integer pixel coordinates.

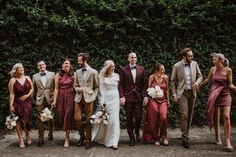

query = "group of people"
[{"left": 8, "top": 48, "right": 235, "bottom": 152}]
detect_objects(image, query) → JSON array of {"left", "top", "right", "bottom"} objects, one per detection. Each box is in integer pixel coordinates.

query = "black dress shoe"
[
  {"left": 182, "top": 141, "right": 190, "bottom": 149},
  {"left": 48, "top": 132, "right": 53, "bottom": 141},
  {"left": 77, "top": 139, "right": 85, "bottom": 146},
  {"left": 129, "top": 138, "right": 135, "bottom": 146},
  {"left": 135, "top": 134, "right": 141, "bottom": 144},
  {"left": 37, "top": 139, "right": 44, "bottom": 147},
  {"left": 85, "top": 141, "right": 92, "bottom": 149}
]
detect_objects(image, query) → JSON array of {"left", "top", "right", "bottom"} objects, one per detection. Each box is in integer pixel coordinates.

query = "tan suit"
[
  {"left": 74, "top": 66, "right": 98, "bottom": 141},
  {"left": 33, "top": 71, "right": 55, "bottom": 140},
  {"left": 171, "top": 60, "right": 202, "bottom": 142}
]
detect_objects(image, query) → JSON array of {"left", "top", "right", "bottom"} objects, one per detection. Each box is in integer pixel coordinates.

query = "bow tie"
[
  {"left": 130, "top": 66, "right": 136, "bottom": 70},
  {"left": 40, "top": 72, "right": 46, "bottom": 76},
  {"left": 185, "top": 63, "right": 190, "bottom": 67},
  {"left": 82, "top": 68, "right": 87, "bottom": 72}
]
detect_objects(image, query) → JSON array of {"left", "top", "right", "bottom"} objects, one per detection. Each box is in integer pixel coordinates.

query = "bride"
[{"left": 92, "top": 60, "right": 120, "bottom": 150}]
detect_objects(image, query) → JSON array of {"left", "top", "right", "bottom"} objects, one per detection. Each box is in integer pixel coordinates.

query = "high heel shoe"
[
  {"left": 64, "top": 140, "right": 69, "bottom": 148},
  {"left": 19, "top": 141, "right": 25, "bottom": 148},
  {"left": 26, "top": 137, "right": 32, "bottom": 146},
  {"left": 154, "top": 141, "right": 160, "bottom": 146},
  {"left": 226, "top": 145, "right": 234, "bottom": 152}
]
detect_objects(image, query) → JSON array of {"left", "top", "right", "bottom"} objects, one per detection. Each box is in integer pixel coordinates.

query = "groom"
[
  {"left": 119, "top": 51, "right": 148, "bottom": 146},
  {"left": 74, "top": 52, "right": 99, "bottom": 149}
]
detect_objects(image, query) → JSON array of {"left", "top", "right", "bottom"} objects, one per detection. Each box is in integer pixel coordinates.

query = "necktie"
[
  {"left": 130, "top": 66, "right": 136, "bottom": 70},
  {"left": 40, "top": 72, "right": 46, "bottom": 76}
]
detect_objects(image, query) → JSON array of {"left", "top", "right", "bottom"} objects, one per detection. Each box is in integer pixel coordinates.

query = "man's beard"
[{"left": 78, "top": 63, "right": 85, "bottom": 68}]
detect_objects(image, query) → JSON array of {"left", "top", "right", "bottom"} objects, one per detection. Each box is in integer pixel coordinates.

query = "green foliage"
[{"left": 1, "top": 0, "right": 236, "bottom": 129}]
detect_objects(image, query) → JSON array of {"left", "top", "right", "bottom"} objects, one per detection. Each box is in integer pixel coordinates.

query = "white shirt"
[
  {"left": 40, "top": 72, "right": 47, "bottom": 87},
  {"left": 182, "top": 61, "right": 192, "bottom": 90},
  {"left": 129, "top": 64, "right": 136, "bottom": 83}
]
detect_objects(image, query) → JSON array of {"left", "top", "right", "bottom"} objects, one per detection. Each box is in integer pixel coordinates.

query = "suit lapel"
[
  {"left": 181, "top": 63, "right": 186, "bottom": 81},
  {"left": 44, "top": 71, "right": 50, "bottom": 88},
  {"left": 126, "top": 65, "right": 135, "bottom": 84},
  {"left": 83, "top": 69, "right": 91, "bottom": 83},
  {"left": 37, "top": 73, "right": 44, "bottom": 87}
]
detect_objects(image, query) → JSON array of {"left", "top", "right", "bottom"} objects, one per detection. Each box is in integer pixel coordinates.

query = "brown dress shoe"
[
  {"left": 77, "top": 138, "right": 85, "bottom": 146},
  {"left": 37, "top": 139, "right": 44, "bottom": 147},
  {"left": 48, "top": 132, "right": 53, "bottom": 141},
  {"left": 85, "top": 140, "right": 92, "bottom": 149}
]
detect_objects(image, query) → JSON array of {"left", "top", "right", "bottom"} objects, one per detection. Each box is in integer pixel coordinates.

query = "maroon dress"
[
  {"left": 206, "top": 70, "right": 232, "bottom": 128},
  {"left": 13, "top": 79, "right": 32, "bottom": 130},
  {"left": 56, "top": 74, "right": 75, "bottom": 131},
  {"left": 142, "top": 78, "right": 168, "bottom": 143}
]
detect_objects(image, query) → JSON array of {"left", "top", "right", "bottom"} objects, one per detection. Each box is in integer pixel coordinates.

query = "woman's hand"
[
  {"left": 10, "top": 106, "right": 15, "bottom": 113},
  {"left": 19, "top": 94, "right": 29, "bottom": 101}
]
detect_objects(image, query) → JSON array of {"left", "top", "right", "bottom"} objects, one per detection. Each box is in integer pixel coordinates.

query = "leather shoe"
[
  {"left": 77, "top": 138, "right": 84, "bottom": 146},
  {"left": 48, "top": 132, "right": 53, "bottom": 141},
  {"left": 85, "top": 141, "right": 92, "bottom": 149},
  {"left": 182, "top": 140, "right": 190, "bottom": 149},
  {"left": 129, "top": 138, "right": 135, "bottom": 146},
  {"left": 37, "top": 139, "right": 44, "bottom": 147},
  {"left": 135, "top": 133, "right": 141, "bottom": 144}
]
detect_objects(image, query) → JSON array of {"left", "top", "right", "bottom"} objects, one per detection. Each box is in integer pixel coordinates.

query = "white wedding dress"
[{"left": 92, "top": 73, "right": 120, "bottom": 147}]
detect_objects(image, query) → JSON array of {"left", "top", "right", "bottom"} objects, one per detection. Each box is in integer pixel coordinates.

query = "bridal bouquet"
[
  {"left": 5, "top": 113, "right": 18, "bottom": 129},
  {"left": 40, "top": 107, "right": 54, "bottom": 122},
  {"left": 90, "top": 104, "right": 109, "bottom": 125},
  {"left": 147, "top": 85, "right": 164, "bottom": 98}
]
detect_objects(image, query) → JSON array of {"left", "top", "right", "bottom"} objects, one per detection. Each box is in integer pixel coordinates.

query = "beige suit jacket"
[
  {"left": 74, "top": 67, "right": 98, "bottom": 103},
  {"left": 171, "top": 60, "right": 203, "bottom": 98},
  {"left": 33, "top": 71, "right": 55, "bottom": 105}
]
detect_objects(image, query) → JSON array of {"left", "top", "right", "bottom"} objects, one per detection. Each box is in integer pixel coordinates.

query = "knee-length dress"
[
  {"left": 56, "top": 74, "right": 75, "bottom": 131},
  {"left": 206, "top": 70, "right": 232, "bottom": 128},
  {"left": 13, "top": 78, "right": 32, "bottom": 130}
]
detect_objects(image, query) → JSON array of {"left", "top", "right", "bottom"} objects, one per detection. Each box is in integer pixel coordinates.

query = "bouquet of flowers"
[
  {"left": 90, "top": 104, "right": 109, "bottom": 125},
  {"left": 40, "top": 107, "right": 54, "bottom": 122},
  {"left": 5, "top": 113, "right": 18, "bottom": 129},
  {"left": 147, "top": 85, "right": 164, "bottom": 98}
]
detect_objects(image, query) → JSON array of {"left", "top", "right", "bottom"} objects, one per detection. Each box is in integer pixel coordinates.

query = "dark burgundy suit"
[{"left": 118, "top": 64, "right": 147, "bottom": 140}]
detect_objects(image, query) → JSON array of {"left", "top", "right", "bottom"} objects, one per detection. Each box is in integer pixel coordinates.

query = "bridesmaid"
[
  {"left": 8, "top": 63, "right": 33, "bottom": 148},
  {"left": 142, "top": 63, "right": 170, "bottom": 146},
  {"left": 200, "top": 53, "right": 236, "bottom": 151},
  {"left": 52, "top": 58, "right": 75, "bottom": 147}
]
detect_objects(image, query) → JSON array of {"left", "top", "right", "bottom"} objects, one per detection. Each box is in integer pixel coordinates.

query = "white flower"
[
  {"left": 95, "top": 111, "right": 103, "bottom": 117},
  {"left": 11, "top": 121, "right": 16, "bottom": 127},
  {"left": 6, "top": 116, "right": 11, "bottom": 122},
  {"left": 103, "top": 120, "right": 108, "bottom": 125}
]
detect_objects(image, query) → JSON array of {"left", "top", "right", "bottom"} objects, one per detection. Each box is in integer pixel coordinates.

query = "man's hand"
[
  {"left": 143, "top": 97, "right": 148, "bottom": 105},
  {"left": 173, "top": 95, "right": 178, "bottom": 104},
  {"left": 192, "top": 82, "right": 200, "bottom": 91},
  {"left": 120, "top": 97, "right": 126, "bottom": 106}
]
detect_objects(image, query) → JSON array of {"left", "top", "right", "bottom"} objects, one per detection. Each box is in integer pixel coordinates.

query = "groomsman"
[
  {"left": 171, "top": 48, "right": 202, "bottom": 149},
  {"left": 33, "top": 61, "right": 55, "bottom": 147},
  {"left": 118, "top": 51, "right": 148, "bottom": 146},
  {"left": 74, "top": 53, "right": 98, "bottom": 149}
]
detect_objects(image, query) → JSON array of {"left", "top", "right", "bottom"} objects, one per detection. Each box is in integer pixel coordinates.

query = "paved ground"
[{"left": 0, "top": 128, "right": 236, "bottom": 157}]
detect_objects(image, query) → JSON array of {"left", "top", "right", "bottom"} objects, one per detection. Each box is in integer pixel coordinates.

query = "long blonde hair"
[{"left": 9, "top": 63, "right": 23, "bottom": 78}]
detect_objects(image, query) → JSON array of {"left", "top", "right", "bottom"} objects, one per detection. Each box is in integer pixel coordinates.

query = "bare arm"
[
  {"left": 200, "top": 67, "right": 214, "bottom": 87},
  {"left": 9, "top": 78, "right": 15, "bottom": 112},
  {"left": 52, "top": 74, "right": 59, "bottom": 106},
  {"left": 227, "top": 68, "right": 236, "bottom": 91},
  {"left": 164, "top": 75, "right": 170, "bottom": 106}
]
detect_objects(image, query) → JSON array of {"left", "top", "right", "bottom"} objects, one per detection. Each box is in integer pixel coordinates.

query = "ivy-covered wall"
[{"left": 1, "top": 0, "right": 236, "bottom": 129}]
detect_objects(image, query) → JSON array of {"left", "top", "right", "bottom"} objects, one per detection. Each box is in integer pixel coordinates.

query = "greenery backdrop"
[{"left": 1, "top": 0, "right": 236, "bottom": 129}]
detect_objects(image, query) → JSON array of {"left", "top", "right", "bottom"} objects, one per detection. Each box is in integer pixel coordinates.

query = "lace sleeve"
[{"left": 98, "top": 78, "right": 105, "bottom": 106}]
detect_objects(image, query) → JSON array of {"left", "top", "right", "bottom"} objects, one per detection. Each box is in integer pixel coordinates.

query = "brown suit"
[
  {"left": 33, "top": 70, "right": 55, "bottom": 140},
  {"left": 74, "top": 66, "right": 98, "bottom": 141},
  {"left": 118, "top": 65, "right": 147, "bottom": 140},
  {"left": 171, "top": 60, "right": 202, "bottom": 142}
]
